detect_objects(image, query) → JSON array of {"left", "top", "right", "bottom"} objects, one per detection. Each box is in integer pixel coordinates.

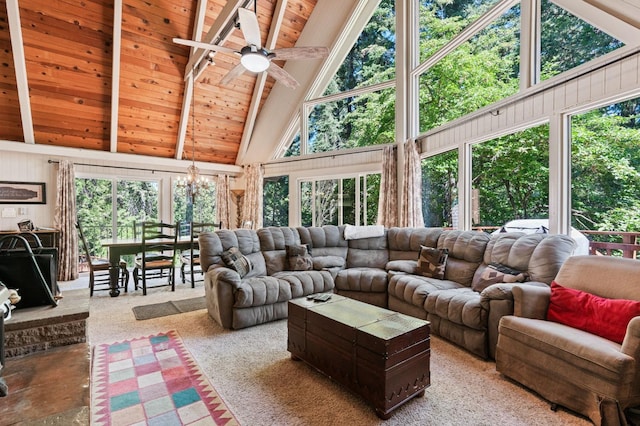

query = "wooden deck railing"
[{"left": 581, "top": 230, "right": 640, "bottom": 259}]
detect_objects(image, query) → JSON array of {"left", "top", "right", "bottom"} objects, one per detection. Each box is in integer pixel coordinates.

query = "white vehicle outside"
[{"left": 492, "top": 219, "right": 590, "bottom": 256}]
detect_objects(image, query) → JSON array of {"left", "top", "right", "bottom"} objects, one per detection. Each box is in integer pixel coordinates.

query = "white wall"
[{"left": 0, "top": 151, "right": 58, "bottom": 230}]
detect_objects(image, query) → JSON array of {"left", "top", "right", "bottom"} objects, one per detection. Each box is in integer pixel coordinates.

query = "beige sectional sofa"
[{"left": 198, "top": 225, "right": 575, "bottom": 359}]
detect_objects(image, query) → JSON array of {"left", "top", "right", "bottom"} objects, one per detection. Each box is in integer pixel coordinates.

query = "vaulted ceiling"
[
  {"left": 0, "top": 0, "right": 328, "bottom": 168},
  {"left": 3, "top": 0, "right": 635, "bottom": 173}
]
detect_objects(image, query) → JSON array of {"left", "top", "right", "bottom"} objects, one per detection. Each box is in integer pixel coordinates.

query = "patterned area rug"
[{"left": 91, "top": 330, "right": 239, "bottom": 425}]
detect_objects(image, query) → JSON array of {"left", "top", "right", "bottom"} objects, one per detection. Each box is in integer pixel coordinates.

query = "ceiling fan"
[{"left": 173, "top": 6, "right": 329, "bottom": 89}]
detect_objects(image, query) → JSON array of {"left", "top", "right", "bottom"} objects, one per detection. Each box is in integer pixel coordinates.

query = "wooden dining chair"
[
  {"left": 133, "top": 221, "right": 179, "bottom": 295},
  {"left": 77, "top": 222, "right": 129, "bottom": 296},
  {"left": 180, "top": 221, "right": 222, "bottom": 287}
]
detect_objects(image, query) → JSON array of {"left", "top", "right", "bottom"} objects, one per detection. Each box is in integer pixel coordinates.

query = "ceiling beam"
[
  {"left": 6, "top": 0, "right": 34, "bottom": 144},
  {"left": 0, "top": 140, "right": 242, "bottom": 175},
  {"left": 552, "top": 0, "right": 640, "bottom": 45},
  {"left": 109, "top": 0, "right": 123, "bottom": 153},
  {"left": 236, "top": 0, "right": 288, "bottom": 165},
  {"left": 582, "top": 0, "right": 640, "bottom": 30},
  {"left": 183, "top": 0, "right": 250, "bottom": 82},
  {"left": 176, "top": 0, "right": 209, "bottom": 161}
]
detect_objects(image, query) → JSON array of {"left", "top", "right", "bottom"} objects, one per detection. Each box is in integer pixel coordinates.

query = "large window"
[
  {"left": 471, "top": 124, "right": 549, "bottom": 228},
  {"left": 307, "top": 87, "right": 396, "bottom": 154},
  {"left": 571, "top": 96, "right": 640, "bottom": 255},
  {"left": 300, "top": 173, "right": 380, "bottom": 227},
  {"left": 422, "top": 149, "right": 458, "bottom": 228},
  {"left": 418, "top": 3, "right": 520, "bottom": 133},
  {"left": 295, "top": 0, "right": 395, "bottom": 157},
  {"left": 540, "top": 0, "right": 623, "bottom": 81},
  {"left": 263, "top": 175, "right": 289, "bottom": 227},
  {"left": 419, "top": 0, "right": 500, "bottom": 63},
  {"left": 172, "top": 182, "right": 217, "bottom": 224},
  {"left": 76, "top": 177, "right": 159, "bottom": 258}
]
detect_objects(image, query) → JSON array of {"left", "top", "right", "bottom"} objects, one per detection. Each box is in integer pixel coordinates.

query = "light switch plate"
[{"left": 1, "top": 208, "right": 17, "bottom": 218}]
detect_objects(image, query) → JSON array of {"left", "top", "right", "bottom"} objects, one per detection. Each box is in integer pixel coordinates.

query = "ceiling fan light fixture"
[{"left": 240, "top": 46, "right": 270, "bottom": 72}]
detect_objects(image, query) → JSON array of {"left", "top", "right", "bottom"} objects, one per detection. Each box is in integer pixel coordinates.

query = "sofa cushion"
[
  {"left": 473, "top": 262, "right": 528, "bottom": 292},
  {"left": 297, "top": 225, "right": 348, "bottom": 258},
  {"left": 273, "top": 270, "right": 334, "bottom": 298},
  {"left": 438, "top": 231, "right": 490, "bottom": 286},
  {"left": 386, "top": 259, "right": 417, "bottom": 274},
  {"left": 387, "top": 227, "right": 443, "bottom": 261},
  {"left": 425, "top": 288, "right": 487, "bottom": 331},
  {"left": 312, "top": 255, "right": 345, "bottom": 270},
  {"left": 259, "top": 227, "right": 302, "bottom": 275},
  {"left": 335, "top": 267, "right": 388, "bottom": 293},
  {"left": 388, "top": 273, "right": 466, "bottom": 309},
  {"left": 221, "top": 247, "right": 252, "bottom": 278},
  {"left": 234, "top": 276, "right": 292, "bottom": 308},
  {"left": 417, "top": 246, "right": 448, "bottom": 279},
  {"left": 285, "top": 244, "right": 313, "bottom": 271},
  {"left": 547, "top": 281, "right": 640, "bottom": 344},
  {"left": 346, "top": 233, "right": 388, "bottom": 269},
  {"left": 499, "top": 316, "right": 635, "bottom": 381}
]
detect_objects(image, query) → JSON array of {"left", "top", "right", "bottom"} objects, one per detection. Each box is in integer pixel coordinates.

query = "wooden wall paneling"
[
  {"left": 620, "top": 54, "right": 639, "bottom": 90},
  {"left": 564, "top": 79, "right": 579, "bottom": 109},
  {"left": 589, "top": 67, "right": 605, "bottom": 101},
  {"left": 577, "top": 74, "right": 591, "bottom": 105},
  {"left": 543, "top": 90, "right": 555, "bottom": 115},
  {"left": 522, "top": 92, "right": 534, "bottom": 123},
  {"left": 604, "top": 63, "right": 621, "bottom": 93},
  {"left": 553, "top": 82, "right": 565, "bottom": 113}
]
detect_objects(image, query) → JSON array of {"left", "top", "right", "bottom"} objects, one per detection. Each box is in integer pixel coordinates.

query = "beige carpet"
[{"left": 78, "top": 281, "right": 590, "bottom": 426}]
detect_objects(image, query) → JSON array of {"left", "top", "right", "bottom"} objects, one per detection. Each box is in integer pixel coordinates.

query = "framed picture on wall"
[{"left": 0, "top": 181, "right": 46, "bottom": 204}]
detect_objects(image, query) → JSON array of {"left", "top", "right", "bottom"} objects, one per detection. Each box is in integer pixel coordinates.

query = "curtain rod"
[
  {"left": 267, "top": 145, "right": 388, "bottom": 166},
  {"left": 47, "top": 159, "right": 231, "bottom": 178}
]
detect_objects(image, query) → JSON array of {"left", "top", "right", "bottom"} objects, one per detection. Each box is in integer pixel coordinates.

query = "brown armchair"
[{"left": 496, "top": 256, "right": 640, "bottom": 425}]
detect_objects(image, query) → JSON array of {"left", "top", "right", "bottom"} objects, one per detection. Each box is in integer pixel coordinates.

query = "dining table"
[{"left": 101, "top": 237, "right": 196, "bottom": 297}]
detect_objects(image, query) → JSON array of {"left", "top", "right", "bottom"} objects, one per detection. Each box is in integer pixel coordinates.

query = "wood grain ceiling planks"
[{"left": 0, "top": 0, "right": 319, "bottom": 165}]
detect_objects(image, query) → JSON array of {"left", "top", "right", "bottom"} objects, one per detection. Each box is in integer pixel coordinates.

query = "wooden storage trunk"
[{"left": 288, "top": 295, "right": 430, "bottom": 419}]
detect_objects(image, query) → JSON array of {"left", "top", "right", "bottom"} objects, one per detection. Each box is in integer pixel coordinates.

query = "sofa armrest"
[
  {"left": 512, "top": 284, "right": 551, "bottom": 319},
  {"left": 622, "top": 316, "right": 640, "bottom": 359},
  {"left": 480, "top": 282, "right": 546, "bottom": 359},
  {"left": 204, "top": 267, "right": 242, "bottom": 329}
]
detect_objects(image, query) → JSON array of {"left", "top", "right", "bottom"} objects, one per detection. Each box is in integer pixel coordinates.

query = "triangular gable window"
[{"left": 540, "top": 0, "right": 624, "bottom": 80}]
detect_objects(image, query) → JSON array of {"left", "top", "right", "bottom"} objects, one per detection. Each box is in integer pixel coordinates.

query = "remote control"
[{"left": 314, "top": 293, "right": 332, "bottom": 302}]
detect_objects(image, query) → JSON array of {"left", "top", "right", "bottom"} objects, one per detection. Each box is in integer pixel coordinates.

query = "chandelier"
[{"left": 177, "top": 72, "right": 210, "bottom": 199}]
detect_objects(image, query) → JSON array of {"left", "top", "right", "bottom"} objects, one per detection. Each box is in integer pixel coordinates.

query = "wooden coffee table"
[{"left": 288, "top": 294, "right": 430, "bottom": 419}]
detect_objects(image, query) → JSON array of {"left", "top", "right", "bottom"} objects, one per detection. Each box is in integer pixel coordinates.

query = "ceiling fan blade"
[
  {"left": 266, "top": 62, "right": 299, "bottom": 89},
  {"left": 220, "top": 62, "right": 247, "bottom": 86},
  {"left": 173, "top": 38, "right": 237, "bottom": 56},
  {"left": 237, "top": 8, "right": 262, "bottom": 48},
  {"left": 271, "top": 47, "right": 329, "bottom": 61}
]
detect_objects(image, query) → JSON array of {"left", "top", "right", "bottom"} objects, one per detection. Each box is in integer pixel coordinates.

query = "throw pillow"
[
  {"left": 473, "top": 262, "right": 529, "bottom": 292},
  {"left": 417, "top": 246, "right": 448, "bottom": 279},
  {"left": 221, "top": 247, "right": 252, "bottom": 278},
  {"left": 285, "top": 244, "right": 313, "bottom": 271},
  {"left": 547, "top": 281, "right": 640, "bottom": 344}
]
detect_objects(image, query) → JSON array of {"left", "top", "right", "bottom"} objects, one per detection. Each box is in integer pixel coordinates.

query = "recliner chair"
[{"left": 496, "top": 256, "right": 640, "bottom": 425}]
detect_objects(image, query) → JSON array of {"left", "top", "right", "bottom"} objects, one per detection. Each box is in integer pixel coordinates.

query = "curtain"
[
  {"left": 377, "top": 145, "right": 398, "bottom": 227},
  {"left": 54, "top": 160, "right": 78, "bottom": 282},
  {"left": 241, "top": 164, "right": 263, "bottom": 230},
  {"left": 400, "top": 139, "right": 425, "bottom": 228},
  {"left": 215, "top": 174, "right": 231, "bottom": 229}
]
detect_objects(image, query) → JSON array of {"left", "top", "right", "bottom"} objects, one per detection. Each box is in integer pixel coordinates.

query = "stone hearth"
[{"left": 4, "top": 288, "right": 89, "bottom": 358}]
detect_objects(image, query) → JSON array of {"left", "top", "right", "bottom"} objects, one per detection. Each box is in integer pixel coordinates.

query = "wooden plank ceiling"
[{"left": 0, "top": 0, "right": 317, "bottom": 165}]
